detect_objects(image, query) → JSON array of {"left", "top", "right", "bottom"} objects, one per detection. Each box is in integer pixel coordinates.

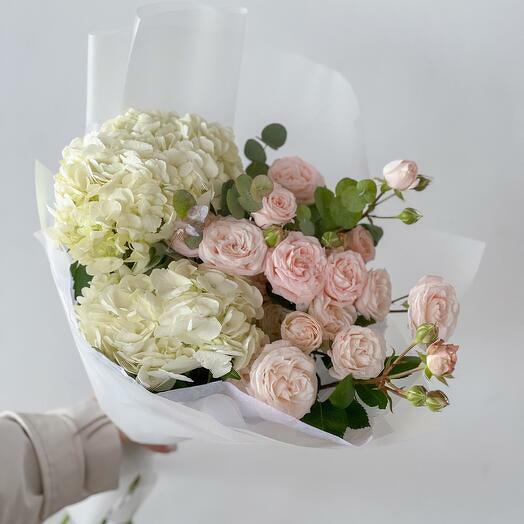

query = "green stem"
[
  {"left": 389, "top": 309, "right": 407, "bottom": 313},
  {"left": 369, "top": 215, "right": 397, "bottom": 219},
  {"left": 391, "top": 294, "right": 408, "bottom": 304},
  {"left": 387, "top": 365, "right": 425, "bottom": 381}
]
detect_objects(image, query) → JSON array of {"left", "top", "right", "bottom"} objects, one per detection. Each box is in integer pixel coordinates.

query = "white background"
[{"left": 1, "top": 0, "right": 523, "bottom": 522}]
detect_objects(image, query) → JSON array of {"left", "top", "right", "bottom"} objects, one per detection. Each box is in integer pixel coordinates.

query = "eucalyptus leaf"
[
  {"left": 246, "top": 162, "right": 269, "bottom": 177},
  {"left": 341, "top": 186, "right": 366, "bottom": 213},
  {"left": 250, "top": 174, "right": 274, "bottom": 202},
  {"left": 173, "top": 190, "right": 197, "bottom": 218},
  {"left": 226, "top": 186, "right": 246, "bottom": 219},
  {"left": 298, "top": 218, "right": 316, "bottom": 236},
  {"left": 261, "top": 123, "right": 287, "bottom": 149},
  {"left": 219, "top": 180, "right": 234, "bottom": 215},
  {"left": 244, "top": 139, "right": 266, "bottom": 163},
  {"left": 235, "top": 174, "right": 253, "bottom": 198},
  {"left": 184, "top": 235, "right": 202, "bottom": 250},
  {"left": 239, "top": 194, "right": 263, "bottom": 213},
  {"left": 335, "top": 177, "right": 357, "bottom": 196},
  {"left": 296, "top": 204, "right": 312, "bottom": 221}
]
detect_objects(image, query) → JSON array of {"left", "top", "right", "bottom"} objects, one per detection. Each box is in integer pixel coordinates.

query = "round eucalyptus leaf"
[
  {"left": 261, "top": 123, "right": 287, "bottom": 149},
  {"left": 244, "top": 139, "right": 266, "bottom": 163},
  {"left": 250, "top": 174, "right": 274, "bottom": 202}
]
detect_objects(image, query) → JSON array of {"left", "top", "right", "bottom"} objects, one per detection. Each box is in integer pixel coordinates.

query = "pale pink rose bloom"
[
  {"left": 343, "top": 225, "right": 376, "bottom": 263},
  {"left": 198, "top": 217, "right": 267, "bottom": 276},
  {"left": 408, "top": 275, "right": 459, "bottom": 341},
  {"left": 383, "top": 160, "right": 419, "bottom": 191},
  {"left": 248, "top": 340, "right": 318, "bottom": 419},
  {"left": 268, "top": 156, "right": 325, "bottom": 204},
  {"left": 356, "top": 268, "right": 392, "bottom": 322},
  {"left": 258, "top": 303, "right": 291, "bottom": 342},
  {"left": 426, "top": 340, "right": 459, "bottom": 376},
  {"left": 264, "top": 232, "right": 327, "bottom": 305},
  {"left": 324, "top": 250, "right": 368, "bottom": 306},
  {"left": 252, "top": 183, "right": 297, "bottom": 229},
  {"left": 329, "top": 326, "right": 386, "bottom": 380},
  {"left": 308, "top": 293, "right": 357, "bottom": 341},
  {"left": 281, "top": 311, "right": 323, "bottom": 354}
]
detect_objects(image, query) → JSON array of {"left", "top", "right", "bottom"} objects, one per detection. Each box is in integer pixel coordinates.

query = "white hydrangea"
[
  {"left": 76, "top": 259, "right": 265, "bottom": 391},
  {"left": 53, "top": 109, "right": 242, "bottom": 275}
]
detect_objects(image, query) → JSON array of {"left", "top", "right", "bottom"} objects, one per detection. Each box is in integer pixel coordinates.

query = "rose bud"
[
  {"left": 321, "top": 231, "right": 343, "bottom": 249},
  {"left": 263, "top": 226, "right": 284, "bottom": 247},
  {"left": 415, "top": 323, "right": 439, "bottom": 345},
  {"left": 406, "top": 385, "right": 428, "bottom": 407},
  {"left": 426, "top": 340, "right": 459, "bottom": 377},
  {"left": 398, "top": 207, "right": 423, "bottom": 225},
  {"left": 425, "top": 390, "right": 449, "bottom": 412},
  {"left": 383, "top": 160, "right": 419, "bottom": 191}
]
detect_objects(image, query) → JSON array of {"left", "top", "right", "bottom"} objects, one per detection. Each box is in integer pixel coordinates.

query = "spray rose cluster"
[{"left": 61, "top": 115, "right": 460, "bottom": 439}]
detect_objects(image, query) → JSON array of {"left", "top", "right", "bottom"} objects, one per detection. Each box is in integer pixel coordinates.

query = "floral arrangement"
[{"left": 53, "top": 108, "right": 460, "bottom": 439}]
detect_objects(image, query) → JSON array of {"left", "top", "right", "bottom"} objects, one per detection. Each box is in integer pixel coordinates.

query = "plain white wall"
[{"left": 1, "top": 1, "right": 523, "bottom": 522}]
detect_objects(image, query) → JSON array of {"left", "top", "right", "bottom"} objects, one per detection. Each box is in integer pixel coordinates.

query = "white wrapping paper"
[{"left": 37, "top": 2, "right": 484, "bottom": 451}]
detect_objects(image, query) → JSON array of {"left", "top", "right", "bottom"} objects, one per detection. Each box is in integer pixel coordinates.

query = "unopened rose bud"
[
  {"left": 426, "top": 340, "right": 458, "bottom": 376},
  {"left": 321, "top": 231, "right": 343, "bottom": 248},
  {"left": 412, "top": 175, "right": 432, "bottom": 192},
  {"left": 263, "top": 226, "right": 284, "bottom": 247},
  {"left": 406, "top": 385, "right": 428, "bottom": 407},
  {"left": 425, "top": 390, "right": 449, "bottom": 412},
  {"left": 415, "top": 323, "right": 439, "bottom": 345},
  {"left": 398, "top": 207, "right": 423, "bottom": 225}
]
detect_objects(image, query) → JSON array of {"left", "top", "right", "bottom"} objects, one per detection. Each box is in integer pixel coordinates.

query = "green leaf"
[
  {"left": 184, "top": 235, "right": 202, "bottom": 250},
  {"left": 250, "top": 174, "right": 274, "bottom": 202},
  {"left": 356, "top": 179, "right": 378, "bottom": 204},
  {"left": 331, "top": 196, "right": 361, "bottom": 229},
  {"left": 354, "top": 315, "right": 376, "bottom": 327},
  {"left": 219, "top": 180, "right": 234, "bottom": 215},
  {"left": 244, "top": 139, "right": 266, "bottom": 163},
  {"left": 226, "top": 186, "right": 246, "bottom": 219},
  {"left": 246, "top": 162, "right": 269, "bottom": 177},
  {"left": 345, "top": 399, "right": 370, "bottom": 429},
  {"left": 70, "top": 262, "right": 92, "bottom": 300},
  {"left": 238, "top": 194, "right": 263, "bottom": 213},
  {"left": 298, "top": 218, "right": 316, "bottom": 236},
  {"left": 355, "top": 384, "right": 388, "bottom": 409},
  {"left": 424, "top": 367, "right": 433, "bottom": 380},
  {"left": 335, "top": 177, "right": 357, "bottom": 196},
  {"left": 390, "top": 356, "right": 422, "bottom": 375},
  {"left": 260, "top": 123, "right": 287, "bottom": 149},
  {"left": 172, "top": 189, "right": 196, "bottom": 218},
  {"left": 329, "top": 375, "right": 355, "bottom": 409},
  {"left": 341, "top": 186, "right": 366, "bottom": 213},
  {"left": 296, "top": 204, "right": 312, "bottom": 221},
  {"left": 235, "top": 174, "right": 253, "bottom": 198},
  {"left": 220, "top": 368, "right": 241, "bottom": 380},
  {"left": 413, "top": 174, "right": 432, "bottom": 192},
  {"left": 301, "top": 401, "right": 349, "bottom": 438},
  {"left": 360, "top": 223, "right": 384, "bottom": 246},
  {"left": 394, "top": 189, "right": 405, "bottom": 201},
  {"left": 314, "top": 187, "right": 335, "bottom": 221}
]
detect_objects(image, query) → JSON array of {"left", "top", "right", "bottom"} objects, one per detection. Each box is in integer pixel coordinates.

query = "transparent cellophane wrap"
[{"left": 35, "top": 3, "right": 485, "bottom": 454}]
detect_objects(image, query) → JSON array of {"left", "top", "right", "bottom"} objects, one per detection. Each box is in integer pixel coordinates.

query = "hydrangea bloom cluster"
[
  {"left": 76, "top": 259, "right": 265, "bottom": 391},
  {"left": 53, "top": 109, "right": 242, "bottom": 275}
]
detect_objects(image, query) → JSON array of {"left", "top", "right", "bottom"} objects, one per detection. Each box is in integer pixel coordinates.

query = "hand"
[{"left": 118, "top": 431, "right": 177, "bottom": 454}]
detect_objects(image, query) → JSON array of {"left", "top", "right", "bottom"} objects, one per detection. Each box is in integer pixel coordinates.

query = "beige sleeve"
[{"left": 0, "top": 399, "right": 122, "bottom": 524}]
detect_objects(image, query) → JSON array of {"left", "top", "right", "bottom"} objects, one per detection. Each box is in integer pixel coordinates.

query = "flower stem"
[
  {"left": 391, "top": 294, "right": 408, "bottom": 304},
  {"left": 389, "top": 309, "right": 408, "bottom": 313}
]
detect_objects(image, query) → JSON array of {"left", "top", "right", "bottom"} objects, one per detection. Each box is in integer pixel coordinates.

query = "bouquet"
[{"left": 36, "top": 4, "right": 482, "bottom": 449}]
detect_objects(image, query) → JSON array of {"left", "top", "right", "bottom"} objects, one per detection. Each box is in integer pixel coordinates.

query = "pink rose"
[
  {"left": 324, "top": 250, "right": 368, "bottom": 306},
  {"left": 198, "top": 217, "right": 267, "bottom": 276},
  {"left": 248, "top": 340, "right": 318, "bottom": 419},
  {"left": 264, "top": 232, "right": 327, "bottom": 305},
  {"left": 329, "top": 326, "right": 386, "bottom": 380},
  {"left": 356, "top": 268, "right": 392, "bottom": 322},
  {"left": 268, "top": 156, "right": 325, "bottom": 204},
  {"left": 426, "top": 340, "right": 458, "bottom": 376},
  {"left": 308, "top": 293, "right": 357, "bottom": 341},
  {"left": 343, "top": 225, "right": 375, "bottom": 263},
  {"left": 383, "top": 160, "right": 419, "bottom": 191},
  {"left": 281, "top": 311, "right": 323, "bottom": 354},
  {"left": 252, "top": 183, "right": 297, "bottom": 229},
  {"left": 408, "top": 275, "right": 459, "bottom": 340}
]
